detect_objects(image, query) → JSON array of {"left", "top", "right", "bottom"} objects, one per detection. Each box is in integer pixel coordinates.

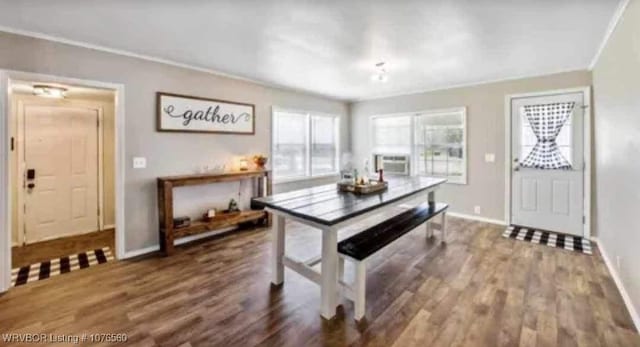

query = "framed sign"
[{"left": 156, "top": 92, "right": 255, "bottom": 134}]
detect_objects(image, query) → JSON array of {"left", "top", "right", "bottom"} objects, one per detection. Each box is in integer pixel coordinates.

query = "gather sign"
[{"left": 156, "top": 92, "right": 255, "bottom": 134}]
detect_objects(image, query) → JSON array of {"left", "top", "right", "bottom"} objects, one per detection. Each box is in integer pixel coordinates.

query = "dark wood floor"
[
  {"left": 0, "top": 212, "right": 637, "bottom": 347},
  {"left": 11, "top": 229, "right": 115, "bottom": 268}
]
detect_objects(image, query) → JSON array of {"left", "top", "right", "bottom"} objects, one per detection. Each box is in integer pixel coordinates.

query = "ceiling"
[{"left": 0, "top": 0, "right": 621, "bottom": 101}]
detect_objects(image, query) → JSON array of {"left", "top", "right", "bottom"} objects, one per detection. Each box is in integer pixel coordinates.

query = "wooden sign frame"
[{"left": 156, "top": 92, "right": 255, "bottom": 135}]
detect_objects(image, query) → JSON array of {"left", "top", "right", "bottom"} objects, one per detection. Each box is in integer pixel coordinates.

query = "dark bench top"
[
  {"left": 337, "top": 202, "right": 448, "bottom": 261},
  {"left": 251, "top": 177, "right": 447, "bottom": 226}
]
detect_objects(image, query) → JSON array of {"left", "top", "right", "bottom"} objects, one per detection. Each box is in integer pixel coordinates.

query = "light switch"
[
  {"left": 133, "top": 157, "right": 147, "bottom": 169},
  {"left": 484, "top": 153, "right": 495, "bottom": 163}
]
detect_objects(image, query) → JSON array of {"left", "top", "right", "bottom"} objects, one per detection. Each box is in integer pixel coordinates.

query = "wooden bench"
[{"left": 337, "top": 201, "right": 448, "bottom": 320}]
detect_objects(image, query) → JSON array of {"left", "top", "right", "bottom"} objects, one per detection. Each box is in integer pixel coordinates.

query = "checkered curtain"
[{"left": 520, "top": 102, "right": 575, "bottom": 169}]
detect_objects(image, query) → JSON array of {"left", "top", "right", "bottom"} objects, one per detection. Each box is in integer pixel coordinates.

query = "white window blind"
[
  {"left": 311, "top": 116, "right": 339, "bottom": 175},
  {"left": 272, "top": 109, "right": 339, "bottom": 180},
  {"left": 371, "top": 115, "right": 412, "bottom": 154},
  {"left": 272, "top": 110, "right": 308, "bottom": 179}
]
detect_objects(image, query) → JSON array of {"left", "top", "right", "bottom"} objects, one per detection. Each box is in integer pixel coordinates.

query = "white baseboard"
[
  {"left": 175, "top": 226, "right": 235, "bottom": 246},
  {"left": 447, "top": 212, "right": 507, "bottom": 226},
  {"left": 120, "top": 226, "right": 237, "bottom": 259},
  {"left": 591, "top": 237, "right": 640, "bottom": 332},
  {"left": 121, "top": 245, "right": 159, "bottom": 259}
]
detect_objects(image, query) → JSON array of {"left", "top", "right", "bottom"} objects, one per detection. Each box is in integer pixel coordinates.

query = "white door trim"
[
  {"left": 15, "top": 100, "right": 105, "bottom": 244},
  {"left": 504, "top": 86, "right": 592, "bottom": 238},
  {"left": 0, "top": 69, "right": 126, "bottom": 293}
]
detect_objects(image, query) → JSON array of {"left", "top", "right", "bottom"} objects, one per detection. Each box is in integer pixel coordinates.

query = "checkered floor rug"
[
  {"left": 11, "top": 247, "right": 114, "bottom": 287},
  {"left": 503, "top": 226, "right": 592, "bottom": 255}
]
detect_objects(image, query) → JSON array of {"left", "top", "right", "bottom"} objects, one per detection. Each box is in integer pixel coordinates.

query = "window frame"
[
  {"left": 271, "top": 107, "right": 340, "bottom": 183},
  {"left": 369, "top": 107, "right": 467, "bottom": 185}
]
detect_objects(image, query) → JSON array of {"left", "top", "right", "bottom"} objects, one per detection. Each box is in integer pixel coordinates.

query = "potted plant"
[{"left": 252, "top": 154, "right": 268, "bottom": 169}]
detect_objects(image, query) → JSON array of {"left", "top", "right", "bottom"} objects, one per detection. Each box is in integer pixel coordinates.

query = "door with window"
[
  {"left": 23, "top": 105, "right": 100, "bottom": 244},
  {"left": 511, "top": 92, "right": 584, "bottom": 236}
]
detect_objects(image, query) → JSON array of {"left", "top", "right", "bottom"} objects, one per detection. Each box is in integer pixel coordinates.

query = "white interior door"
[
  {"left": 511, "top": 92, "right": 584, "bottom": 236},
  {"left": 24, "top": 105, "right": 99, "bottom": 244}
]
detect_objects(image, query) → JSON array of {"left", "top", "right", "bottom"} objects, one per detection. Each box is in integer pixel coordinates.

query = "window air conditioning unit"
[{"left": 373, "top": 154, "right": 410, "bottom": 176}]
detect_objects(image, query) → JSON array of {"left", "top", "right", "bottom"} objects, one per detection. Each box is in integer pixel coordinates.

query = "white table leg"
[
  {"left": 441, "top": 211, "right": 447, "bottom": 243},
  {"left": 426, "top": 190, "right": 436, "bottom": 238},
  {"left": 354, "top": 260, "right": 367, "bottom": 321},
  {"left": 428, "top": 190, "right": 435, "bottom": 207},
  {"left": 271, "top": 215, "right": 285, "bottom": 285},
  {"left": 320, "top": 227, "right": 339, "bottom": 319}
]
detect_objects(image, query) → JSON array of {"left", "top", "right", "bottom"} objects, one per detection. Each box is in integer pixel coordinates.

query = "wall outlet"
[
  {"left": 485, "top": 153, "right": 495, "bottom": 163},
  {"left": 474, "top": 206, "right": 481, "bottom": 214},
  {"left": 133, "top": 157, "right": 147, "bottom": 169}
]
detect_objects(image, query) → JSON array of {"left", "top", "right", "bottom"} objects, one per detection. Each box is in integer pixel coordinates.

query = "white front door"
[
  {"left": 23, "top": 105, "right": 100, "bottom": 244},
  {"left": 511, "top": 92, "right": 585, "bottom": 236}
]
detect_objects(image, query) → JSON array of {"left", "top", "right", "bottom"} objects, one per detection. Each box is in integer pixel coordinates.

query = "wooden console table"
[{"left": 157, "top": 169, "right": 272, "bottom": 256}]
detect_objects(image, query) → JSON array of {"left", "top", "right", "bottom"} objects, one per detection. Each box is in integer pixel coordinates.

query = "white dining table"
[{"left": 252, "top": 176, "right": 447, "bottom": 319}]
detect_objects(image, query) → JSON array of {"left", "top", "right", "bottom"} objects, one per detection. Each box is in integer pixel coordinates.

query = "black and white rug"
[
  {"left": 11, "top": 247, "right": 114, "bottom": 287},
  {"left": 502, "top": 226, "right": 592, "bottom": 255}
]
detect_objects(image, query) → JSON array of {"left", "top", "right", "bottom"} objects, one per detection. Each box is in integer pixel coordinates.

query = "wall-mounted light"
[
  {"left": 33, "top": 85, "right": 67, "bottom": 98},
  {"left": 371, "top": 62, "right": 388, "bottom": 83}
]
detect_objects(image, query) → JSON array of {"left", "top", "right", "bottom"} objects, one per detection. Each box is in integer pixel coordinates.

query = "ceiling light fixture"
[
  {"left": 33, "top": 85, "right": 67, "bottom": 98},
  {"left": 371, "top": 62, "right": 388, "bottom": 83}
]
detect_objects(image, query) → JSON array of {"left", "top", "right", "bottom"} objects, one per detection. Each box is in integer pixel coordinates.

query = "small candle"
[{"left": 239, "top": 158, "right": 249, "bottom": 171}]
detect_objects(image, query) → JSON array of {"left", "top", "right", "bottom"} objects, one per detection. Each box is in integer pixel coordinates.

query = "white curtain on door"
[{"left": 520, "top": 102, "right": 575, "bottom": 170}]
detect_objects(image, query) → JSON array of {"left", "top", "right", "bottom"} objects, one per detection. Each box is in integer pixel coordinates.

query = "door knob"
[{"left": 27, "top": 183, "right": 35, "bottom": 189}]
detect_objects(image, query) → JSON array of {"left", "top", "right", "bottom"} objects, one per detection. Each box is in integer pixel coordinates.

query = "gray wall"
[
  {"left": 350, "top": 71, "right": 592, "bottom": 221},
  {"left": 0, "top": 32, "right": 349, "bottom": 252},
  {"left": 592, "top": 0, "right": 640, "bottom": 323}
]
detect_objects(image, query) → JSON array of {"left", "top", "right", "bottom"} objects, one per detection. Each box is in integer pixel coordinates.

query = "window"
[
  {"left": 370, "top": 107, "right": 467, "bottom": 184},
  {"left": 519, "top": 104, "right": 573, "bottom": 168},
  {"left": 414, "top": 108, "right": 466, "bottom": 184},
  {"left": 272, "top": 108, "right": 339, "bottom": 181}
]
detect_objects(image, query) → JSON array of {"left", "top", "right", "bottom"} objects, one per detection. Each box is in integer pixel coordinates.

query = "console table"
[{"left": 157, "top": 169, "right": 271, "bottom": 256}]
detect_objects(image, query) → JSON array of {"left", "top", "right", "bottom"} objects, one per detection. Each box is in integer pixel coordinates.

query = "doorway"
[
  {"left": 0, "top": 71, "right": 126, "bottom": 292},
  {"left": 505, "top": 87, "right": 591, "bottom": 238},
  {"left": 10, "top": 81, "right": 115, "bottom": 275}
]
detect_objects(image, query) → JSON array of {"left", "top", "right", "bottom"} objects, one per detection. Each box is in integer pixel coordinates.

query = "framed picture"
[{"left": 156, "top": 92, "right": 255, "bottom": 134}]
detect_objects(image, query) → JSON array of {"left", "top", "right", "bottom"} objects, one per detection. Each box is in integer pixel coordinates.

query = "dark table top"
[{"left": 251, "top": 176, "right": 447, "bottom": 226}]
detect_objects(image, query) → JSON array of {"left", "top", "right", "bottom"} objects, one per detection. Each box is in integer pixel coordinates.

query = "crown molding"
[
  {"left": 0, "top": 25, "right": 347, "bottom": 102},
  {"left": 351, "top": 67, "right": 589, "bottom": 103},
  {"left": 589, "top": 0, "right": 630, "bottom": 70}
]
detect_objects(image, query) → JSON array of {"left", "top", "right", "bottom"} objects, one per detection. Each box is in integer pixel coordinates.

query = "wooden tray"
[{"left": 337, "top": 181, "right": 388, "bottom": 195}]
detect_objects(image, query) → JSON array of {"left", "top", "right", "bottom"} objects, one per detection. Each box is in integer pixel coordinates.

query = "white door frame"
[
  {"left": 504, "top": 86, "right": 592, "bottom": 238},
  {"left": 16, "top": 100, "right": 106, "bottom": 245},
  {"left": 0, "top": 70, "right": 126, "bottom": 293}
]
